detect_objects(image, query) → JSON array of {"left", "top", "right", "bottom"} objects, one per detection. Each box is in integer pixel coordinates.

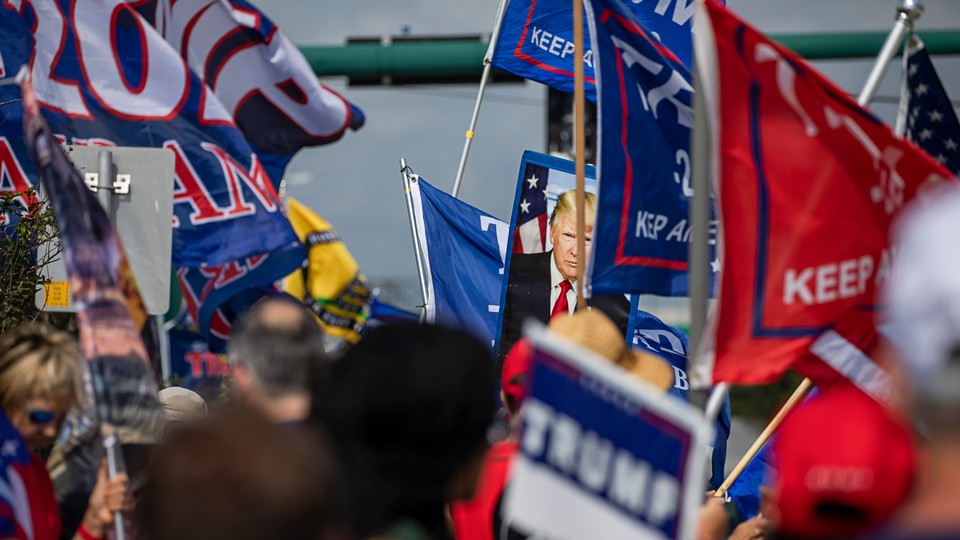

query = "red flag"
[{"left": 692, "top": 1, "right": 955, "bottom": 386}]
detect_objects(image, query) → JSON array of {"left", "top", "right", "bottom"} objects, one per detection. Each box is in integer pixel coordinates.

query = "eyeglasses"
[{"left": 28, "top": 409, "right": 64, "bottom": 426}]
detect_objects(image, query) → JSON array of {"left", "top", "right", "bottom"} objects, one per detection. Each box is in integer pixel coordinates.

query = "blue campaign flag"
[
  {"left": 906, "top": 40, "right": 960, "bottom": 177},
  {"left": 0, "top": 1, "right": 298, "bottom": 269},
  {"left": 583, "top": 0, "right": 717, "bottom": 297},
  {"left": 409, "top": 176, "right": 510, "bottom": 351},
  {"left": 626, "top": 302, "right": 730, "bottom": 489},
  {"left": 166, "top": 312, "right": 232, "bottom": 402},
  {"left": 726, "top": 440, "right": 774, "bottom": 521},
  {"left": 504, "top": 323, "right": 713, "bottom": 539},
  {"left": 369, "top": 297, "right": 420, "bottom": 326},
  {"left": 492, "top": 0, "right": 720, "bottom": 100}
]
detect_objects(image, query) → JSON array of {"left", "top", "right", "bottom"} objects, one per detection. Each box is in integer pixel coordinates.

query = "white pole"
[
  {"left": 451, "top": 0, "right": 510, "bottom": 198},
  {"left": 400, "top": 159, "right": 430, "bottom": 322},
  {"left": 688, "top": 62, "right": 711, "bottom": 365},
  {"left": 704, "top": 383, "right": 729, "bottom": 422},
  {"left": 894, "top": 33, "right": 915, "bottom": 136},
  {"left": 857, "top": 0, "right": 924, "bottom": 107}
]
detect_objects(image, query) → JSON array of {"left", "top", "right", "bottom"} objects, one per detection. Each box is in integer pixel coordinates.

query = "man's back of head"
[{"left": 228, "top": 298, "right": 327, "bottom": 422}]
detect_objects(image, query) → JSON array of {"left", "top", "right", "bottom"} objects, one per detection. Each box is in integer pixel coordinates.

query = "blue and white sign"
[
  {"left": 503, "top": 321, "right": 713, "bottom": 539},
  {"left": 583, "top": 0, "right": 717, "bottom": 298},
  {"left": 492, "top": 0, "right": 718, "bottom": 100},
  {"left": 409, "top": 175, "right": 510, "bottom": 351}
]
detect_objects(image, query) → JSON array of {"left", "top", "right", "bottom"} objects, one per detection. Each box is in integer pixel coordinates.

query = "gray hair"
[{"left": 228, "top": 298, "right": 327, "bottom": 398}]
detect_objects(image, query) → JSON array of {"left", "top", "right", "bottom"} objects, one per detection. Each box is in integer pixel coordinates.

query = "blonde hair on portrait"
[
  {"left": 0, "top": 323, "right": 84, "bottom": 414},
  {"left": 549, "top": 190, "right": 597, "bottom": 228}
]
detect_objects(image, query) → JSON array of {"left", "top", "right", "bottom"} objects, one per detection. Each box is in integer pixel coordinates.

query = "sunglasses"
[{"left": 28, "top": 409, "right": 64, "bottom": 426}]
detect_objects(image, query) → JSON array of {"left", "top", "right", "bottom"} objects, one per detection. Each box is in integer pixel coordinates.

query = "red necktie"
[{"left": 551, "top": 280, "right": 572, "bottom": 317}]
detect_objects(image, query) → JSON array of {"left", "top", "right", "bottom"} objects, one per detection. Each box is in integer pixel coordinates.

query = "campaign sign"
[
  {"left": 503, "top": 322, "right": 712, "bottom": 539},
  {"left": 509, "top": 151, "right": 598, "bottom": 255}
]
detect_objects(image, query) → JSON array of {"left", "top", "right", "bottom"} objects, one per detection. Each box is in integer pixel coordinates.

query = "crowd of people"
[{"left": 2, "top": 190, "right": 960, "bottom": 540}]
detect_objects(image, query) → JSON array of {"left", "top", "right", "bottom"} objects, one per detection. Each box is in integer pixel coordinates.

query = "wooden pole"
[
  {"left": 715, "top": 377, "right": 813, "bottom": 497},
  {"left": 573, "top": 0, "right": 587, "bottom": 310}
]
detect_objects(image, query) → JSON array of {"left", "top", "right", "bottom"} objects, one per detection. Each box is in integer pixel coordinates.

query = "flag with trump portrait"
[
  {"left": 689, "top": 1, "right": 955, "bottom": 387},
  {"left": 582, "top": 0, "right": 717, "bottom": 299},
  {"left": 491, "top": 0, "right": 722, "bottom": 100},
  {"left": 510, "top": 151, "right": 597, "bottom": 255}
]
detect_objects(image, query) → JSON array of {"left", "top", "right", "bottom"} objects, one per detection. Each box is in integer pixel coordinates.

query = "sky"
[{"left": 255, "top": 0, "right": 960, "bottom": 310}]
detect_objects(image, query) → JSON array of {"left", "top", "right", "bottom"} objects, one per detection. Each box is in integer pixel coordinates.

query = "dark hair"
[
  {"left": 140, "top": 404, "right": 339, "bottom": 540},
  {"left": 228, "top": 297, "right": 327, "bottom": 397},
  {"left": 316, "top": 322, "right": 497, "bottom": 538}
]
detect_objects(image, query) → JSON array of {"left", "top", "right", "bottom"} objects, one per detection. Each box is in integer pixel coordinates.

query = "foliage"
[
  {"left": 729, "top": 370, "right": 807, "bottom": 423},
  {"left": 0, "top": 187, "right": 62, "bottom": 335}
]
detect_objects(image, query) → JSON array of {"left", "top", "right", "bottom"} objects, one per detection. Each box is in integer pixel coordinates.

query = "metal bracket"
[{"left": 82, "top": 173, "right": 131, "bottom": 195}]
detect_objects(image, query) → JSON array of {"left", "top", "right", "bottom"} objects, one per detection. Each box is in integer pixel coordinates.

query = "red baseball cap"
[
  {"left": 501, "top": 339, "right": 532, "bottom": 412},
  {"left": 774, "top": 387, "right": 916, "bottom": 538}
]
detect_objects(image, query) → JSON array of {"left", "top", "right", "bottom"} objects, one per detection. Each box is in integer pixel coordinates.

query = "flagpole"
[
  {"left": 573, "top": 0, "right": 587, "bottom": 310},
  {"left": 688, "top": 55, "right": 711, "bottom": 373},
  {"left": 715, "top": 378, "right": 813, "bottom": 497},
  {"left": 894, "top": 34, "right": 915, "bottom": 136},
  {"left": 857, "top": 0, "right": 924, "bottom": 107},
  {"left": 400, "top": 159, "right": 430, "bottom": 322},
  {"left": 451, "top": 0, "right": 510, "bottom": 198}
]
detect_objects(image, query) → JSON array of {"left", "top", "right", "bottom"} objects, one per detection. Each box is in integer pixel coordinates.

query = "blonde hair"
[
  {"left": 550, "top": 190, "right": 597, "bottom": 228},
  {"left": 0, "top": 323, "right": 83, "bottom": 414}
]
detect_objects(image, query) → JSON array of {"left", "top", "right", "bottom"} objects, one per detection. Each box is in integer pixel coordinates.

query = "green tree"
[{"left": 0, "top": 187, "right": 61, "bottom": 335}]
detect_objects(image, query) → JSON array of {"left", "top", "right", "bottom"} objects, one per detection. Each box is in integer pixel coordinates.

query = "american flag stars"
[{"left": 905, "top": 41, "right": 960, "bottom": 177}]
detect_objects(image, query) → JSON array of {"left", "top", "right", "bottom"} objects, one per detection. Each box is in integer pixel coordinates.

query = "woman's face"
[{"left": 8, "top": 395, "right": 71, "bottom": 451}]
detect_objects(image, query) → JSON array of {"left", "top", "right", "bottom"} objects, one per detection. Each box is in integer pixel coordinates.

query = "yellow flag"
[{"left": 283, "top": 198, "right": 370, "bottom": 343}]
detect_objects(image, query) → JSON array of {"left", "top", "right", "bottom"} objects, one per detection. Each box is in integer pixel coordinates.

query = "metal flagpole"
[
  {"left": 688, "top": 66, "right": 711, "bottom": 369},
  {"left": 857, "top": 0, "right": 924, "bottom": 107},
  {"left": 451, "top": 0, "right": 510, "bottom": 198},
  {"left": 573, "top": 0, "right": 587, "bottom": 310},
  {"left": 400, "top": 159, "right": 430, "bottom": 322},
  {"left": 894, "top": 33, "right": 916, "bottom": 136},
  {"left": 94, "top": 149, "right": 126, "bottom": 540}
]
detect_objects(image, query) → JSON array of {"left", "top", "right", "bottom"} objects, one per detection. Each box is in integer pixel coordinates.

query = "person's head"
[
  {"left": 885, "top": 184, "right": 960, "bottom": 443},
  {"left": 0, "top": 323, "right": 83, "bottom": 451},
  {"left": 228, "top": 297, "right": 326, "bottom": 416},
  {"left": 771, "top": 388, "right": 915, "bottom": 539},
  {"left": 318, "top": 322, "right": 497, "bottom": 537},
  {"left": 549, "top": 190, "right": 597, "bottom": 282},
  {"left": 141, "top": 404, "right": 339, "bottom": 540},
  {"left": 158, "top": 386, "right": 208, "bottom": 434}
]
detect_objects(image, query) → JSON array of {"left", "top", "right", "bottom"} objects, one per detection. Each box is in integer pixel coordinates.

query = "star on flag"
[{"left": 905, "top": 42, "right": 960, "bottom": 177}]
